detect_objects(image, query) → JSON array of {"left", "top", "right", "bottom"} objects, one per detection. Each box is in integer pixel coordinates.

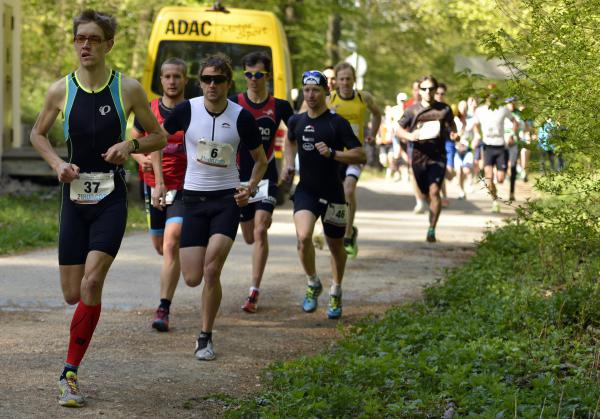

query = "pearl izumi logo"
[{"left": 99, "top": 105, "right": 111, "bottom": 116}]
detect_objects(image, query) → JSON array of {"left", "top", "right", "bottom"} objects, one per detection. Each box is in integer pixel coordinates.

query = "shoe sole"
[
  {"left": 59, "top": 399, "right": 84, "bottom": 408},
  {"left": 327, "top": 311, "right": 342, "bottom": 319},
  {"left": 152, "top": 321, "right": 169, "bottom": 332},
  {"left": 241, "top": 306, "right": 257, "bottom": 313},
  {"left": 302, "top": 303, "right": 318, "bottom": 313},
  {"left": 195, "top": 353, "right": 216, "bottom": 361}
]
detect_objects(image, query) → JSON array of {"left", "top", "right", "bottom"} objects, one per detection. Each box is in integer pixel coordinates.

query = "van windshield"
[{"left": 152, "top": 41, "right": 273, "bottom": 99}]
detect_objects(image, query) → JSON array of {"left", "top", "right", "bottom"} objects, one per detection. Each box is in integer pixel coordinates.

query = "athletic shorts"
[
  {"left": 180, "top": 189, "right": 239, "bottom": 248},
  {"left": 507, "top": 144, "right": 519, "bottom": 167},
  {"left": 240, "top": 183, "right": 278, "bottom": 222},
  {"left": 59, "top": 180, "right": 127, "bottom": 265},
  {"left": 445, "top": 140, "right": 457, "bottom": 168},
  {"left": 379, "top": 144, "right": 393, "bottom": 155},
  {"left": 143, "top": 184, "right": 184, "bottom": 236},
  {"left": 412, "top": 161, "right": 446, "bottom": 195},
  {"left": 292, "top": 187, "right": 347, "bottom": 239},
  {"left": 454, "top": 151, "right": 474, "bottom": 169},
  {"left": 483, "top": 145, "right": 508, "bottom": 171}
]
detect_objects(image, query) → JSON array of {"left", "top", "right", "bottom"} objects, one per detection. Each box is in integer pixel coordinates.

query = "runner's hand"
[
  {"left": 280, "top": 166, "right": 295, "bottom": 183},
  {"left": 102, "top": 142, "right": 131, "bottom": 165},
  {"left": 365, "top": 135, "right": 375, "bottom": 144},
  {"left": 138, "top": 154, "right": 153, "bottom": 172},
  {"left": 234, "top": 186, "right": 251, "bottom": 207},
  {"left": 56, "top": 162, "right": 80, "bottom": 183},
  {"left": 152, "top": 183, "right": 166, "bottom": 210},
  {"left": 315, "top": 142, "right": 332, "bottom": 157}
]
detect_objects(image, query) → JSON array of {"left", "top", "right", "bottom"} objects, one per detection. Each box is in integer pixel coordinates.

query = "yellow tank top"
[{"left": 329, "top": 90, "right": 368, "bottom": 143}]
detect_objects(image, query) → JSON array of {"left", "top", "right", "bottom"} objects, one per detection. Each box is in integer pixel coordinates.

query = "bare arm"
[
  {"left": 315, "top": 142, "right": 366, "bottom": 165},
  {"left": 234, "top": 146, "right": 267, "bottom": 207},
  {"left": 103, "top": 77, "right": 166, "bottom": 164},
  {"left": 396, "top": 125, "right": 419, "bottom": 142},
  {"left": 363, "top": 91, "right": 382, "bottom": 144},
  {"left": 281, "top": 136, "right": 297, "bottom": 183},
  {"left": 30, "top": 79, "right": 81, "bottom": 183}
]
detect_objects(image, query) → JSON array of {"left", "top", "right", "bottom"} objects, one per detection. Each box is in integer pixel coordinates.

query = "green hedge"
[{"left": 231, "top": 203, "right": 599, "bottom": 417}]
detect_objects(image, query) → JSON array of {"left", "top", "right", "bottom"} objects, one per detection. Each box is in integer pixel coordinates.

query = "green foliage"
[{"left": 229, "top": 198, "right": 600, "bottom": 417}]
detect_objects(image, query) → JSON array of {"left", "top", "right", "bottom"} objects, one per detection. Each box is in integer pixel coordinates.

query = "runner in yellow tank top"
[{"left": 327, "top": 62, "right": 381, "bottom": 258}]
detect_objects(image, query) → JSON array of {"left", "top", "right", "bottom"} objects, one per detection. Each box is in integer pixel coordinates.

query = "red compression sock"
[{"left": 65, "top": 300, "right": 102, "bottom": 367}]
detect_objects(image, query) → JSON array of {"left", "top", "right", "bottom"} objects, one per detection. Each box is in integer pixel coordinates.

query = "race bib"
[
  {"left": 151, "top": 188, "right": 177, "bottom": 205},
  {"left": 196, "top": 139, "right": 233, "bottom": 168},
  {"left": 70, "top": 172, "right": 114, "bottom": 204},
  {"left": 323, "top": 202, "right": 348, "bottom": 227},
  {"left": 418, "top": 121, "right": 441, "bottom": 140},
  {"left": 240, "top": 180, "right": 269, "bottom": 204}
]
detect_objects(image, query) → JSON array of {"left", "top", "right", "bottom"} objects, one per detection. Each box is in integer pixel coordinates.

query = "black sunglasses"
[
  {"left": 244, "top": 71, "right": 269, "bottom": 80},
  {"left": 419, "top": 86, "right": 435, "bottom": 92},
  {"left": 200, "top": 74, "right": 228, "bottom": 84}
]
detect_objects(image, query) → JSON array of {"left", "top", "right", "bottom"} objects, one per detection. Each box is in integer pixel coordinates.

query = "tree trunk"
[{"left": 326, "top": 13, "right": 341, "bottom": 67}]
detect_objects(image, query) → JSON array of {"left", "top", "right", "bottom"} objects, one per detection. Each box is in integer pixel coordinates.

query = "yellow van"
[{"left": 141, "top": 5, "right": 293, "bottom": 102}]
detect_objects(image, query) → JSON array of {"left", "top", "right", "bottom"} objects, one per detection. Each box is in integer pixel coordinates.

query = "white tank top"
[{"left": 184, "top": 97, "right": 244, "bottom": 191}]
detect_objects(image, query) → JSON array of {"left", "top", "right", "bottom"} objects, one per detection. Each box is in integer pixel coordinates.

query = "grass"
[
  {"left": 229, "top": 197, "right": 600, "bottom": 417},
  {"left": 0, "top": 188, "right": 147, "bottom": 255}
]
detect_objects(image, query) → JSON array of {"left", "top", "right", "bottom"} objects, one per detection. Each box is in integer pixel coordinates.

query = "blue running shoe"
[
  {"left": 327, "top": 293, "right": 343, "bottom": 319},
  {"left": 302, "top": 283, "right": 322, "bottom": 312}
]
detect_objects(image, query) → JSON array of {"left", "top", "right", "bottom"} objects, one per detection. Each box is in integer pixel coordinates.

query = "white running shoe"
[
  {"left": 195, "top": 337, "right": 215, "bottom": 361},
  {"left": 58, "top": 371, "right": 85, "bottom": 407}
]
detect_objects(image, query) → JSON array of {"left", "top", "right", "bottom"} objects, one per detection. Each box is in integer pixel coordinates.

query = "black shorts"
[
  {"left": 292, "top": 187, "right": 347, "bottom": 239},
  {"left": 483, "top": 145, "right": 508, "bottom": 171},
  {"left": 239, "top": 184, "right": 278, "bottom": 222},
  {"left": 507, "top": 144, "right": 519, "bottom": 167},
  {"left": 180, "top": 189, "right": 239, "bottom": 248},
  {"left": 412, "top": 161, "right": 445, "bottom": 195},
  {"left": 143, "top": 184, "right": 184, "bottom": 236},
  {"left": 59, "top": 180, "right": 127, "bottom": 265}
]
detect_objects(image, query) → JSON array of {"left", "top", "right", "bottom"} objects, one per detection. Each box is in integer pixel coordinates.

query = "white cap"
[{"left": 396, "top": 92, "right": 408, "bottom": 104}]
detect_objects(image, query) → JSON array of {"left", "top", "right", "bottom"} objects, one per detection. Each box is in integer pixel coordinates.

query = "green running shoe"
[{"left": 327, "top": 293, "right": 343, "bottom": 319}]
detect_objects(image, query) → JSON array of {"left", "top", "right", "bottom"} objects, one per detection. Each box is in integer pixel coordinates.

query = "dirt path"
[{"left": 0, "top": 177, "right": 530, "bottom": 418}]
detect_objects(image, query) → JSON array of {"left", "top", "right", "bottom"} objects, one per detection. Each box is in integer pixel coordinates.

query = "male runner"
[
  {"left": 397, "top": 75, "right": 459, "bottom": 242},
  {"left": 30, "top": 10, "right": 166, "bottom": 407},
  {"left": 163, "top": 54, "right": 267, "bottom": 360},
  {"left": 435, "top": 83, "right": 455, "bottom": 206},
  {"left": 131, "top": 58, "right": 187, "bottom": 331},
  {"left": 328, "top": 62, "right": 381, "bottom": 258},
  {"left": 230, "top": 52, "right": 294, "bottom": 313},
  {"left": 282, "top": 70, "right": 366, "bottom": 319},
  {"left": 473, "top": 92, "right": 518, "bottom": 212}
]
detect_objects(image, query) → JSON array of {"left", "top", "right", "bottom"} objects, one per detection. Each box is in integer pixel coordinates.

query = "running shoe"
[
  {"left": 195, "top": 336, "right": 215, "bottom": 361},
  {"left": 242, "top": 290, "right": 259, "bottom": 313},
  {"left": 491, "top": 201, "right": 501, "bottom": 213},
  {"left": 441, "top": 198, "right": 450, "bottom": 207},
  {"left": 302, "top": 282, "right": 323, "bottom": 312},
  {"left": 426, "top": 228, "right": 436, "bottom": 243},
  {"left": 458, "top": 191, "right": 466, "bottom": 200},
  {"left": 413, "top": 200, "right": 426, "bottom": 214},
  {"left": 509, "top": 194, "right": 516, "bottom": 202},
  {"left": 344, "top": 226, "right": 359, "bottom": 258},
  {"left": 152, "top": 307, "right": 169, "bottom": 332},
  {"left": 58, "top": 371, "right": 85, "bottom": 407},
  {"left": 327, "top": 294, "right": 343, "bottom": 319}
]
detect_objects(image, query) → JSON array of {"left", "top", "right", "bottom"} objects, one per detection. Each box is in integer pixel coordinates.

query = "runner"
[
  {"left": 328, "top": 62, "right": 381, "bottom": 258},
  {"left": 404, "top": 80, "right": 429, "bottom": 213},
  {"left": 453, "top": 100, "right": 475, "bottom": 199},
  {"left": 435, "top": 83, "right": 454, "bottom": 206},
  {"left": 396, "top": 75, "right": 459, "bottom": 242},
  {"left": 473, "top": 91, "right": 518, "bottom": 212},
  {"left": 163, "top": 54, "right": 267, "bottom": 360},
  {"left": 29, "top": 10, "right": 166, "bottom": 407},
  {"left": 503, "top": 97, "right": 528, "bottom": 201},
  {"left": 131, "top": 58, "right": 187, "bottom": 331},
  {"left": 230, "top": 51, "right": 294, "bottom": 313},
  {"left": 281, "top": 70, "right": 365, "bottom": 319}
]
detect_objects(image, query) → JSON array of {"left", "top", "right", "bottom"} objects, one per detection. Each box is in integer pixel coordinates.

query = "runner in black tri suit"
[
  {"left": 281, "top": 70, "right": 365, "bottom": 320},
  {"left": 30, "top": 10, "right": 165, "bottom": 408},
  {"left": 229, "top": 51, "right": 294, "bottom": 313}
]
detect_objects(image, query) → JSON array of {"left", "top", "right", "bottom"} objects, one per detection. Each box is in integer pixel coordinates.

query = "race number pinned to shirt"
[
  {"left": 240, "top": 179, "right": 269, "bottom": 204},
  {"left": 196, "top": 139, "right": 233, "bottom": 168},
  {"left": 418, "top": 121, "right": 441, "bottom": 140},
  {"left": 70, "top": 172, "right": 114, "bottom": 204},
  {"left": 324, "top": 202, "right": 348, "bottom": 227}
]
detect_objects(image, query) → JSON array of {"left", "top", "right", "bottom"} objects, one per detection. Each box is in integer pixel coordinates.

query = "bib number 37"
[{"left": 70, "top": 172, "right": 115, "bottom": 204}]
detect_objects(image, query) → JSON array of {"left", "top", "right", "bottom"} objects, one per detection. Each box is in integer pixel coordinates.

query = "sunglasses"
[
  {"left": 244, "top": 71, "right": 269, "bottom": 80},
  {"left": 74, "top": 35, "right": 105, "bottom": 46},
  {"left": 200, "top": 74, "right": 229, "bottom": 84},
  {"left": 419, "top": 86, "right": 436, "bottom": 92}
]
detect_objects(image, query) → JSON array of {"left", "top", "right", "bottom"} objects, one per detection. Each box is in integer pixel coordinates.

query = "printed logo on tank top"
[
  {"left": 99, "top": 105, "right": 112, "bottom": 116},
  {"left": 302, "top": 135, "right": 315, "bottom": 151},
  {"left": 304, "top": 125, "right": 315, "bottom": 133}
]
